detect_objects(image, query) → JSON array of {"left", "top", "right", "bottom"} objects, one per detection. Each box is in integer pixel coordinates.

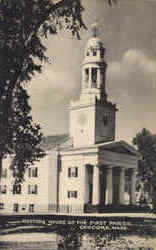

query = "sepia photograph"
[{"left": 0, "top": 0, "right": 156, "bottom": 249}]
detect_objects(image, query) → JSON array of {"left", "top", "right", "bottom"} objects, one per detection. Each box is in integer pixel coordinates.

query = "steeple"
[
  {"left": 81, "top": 23, "right": 107, "bottom": 101},
  {"left": 69, "top": 24, "right": 117, "bottom": 147}
]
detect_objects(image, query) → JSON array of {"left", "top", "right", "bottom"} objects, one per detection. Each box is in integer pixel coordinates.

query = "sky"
[{"left": 28, "top": 0, "right": 156, "bottom": 144}]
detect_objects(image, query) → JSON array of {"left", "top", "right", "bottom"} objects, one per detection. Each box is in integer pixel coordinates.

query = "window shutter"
[
  {"left": 13, "top": 185, "right": 15, "bottom": 194},
  {"left": 28, "top": 168, "right": 31, "bottom": 178},
  {"left": 75, "top": 167, "right": 78, "bottom": 177},
  {"left": 35, "top": 185, "right": 37, "bottom": 194},
  {"left": 68, "top": 168, "right": 71, "bottom": 177},
  {"left": 35, "top": 168, "right": 38, "bottom": 177}
]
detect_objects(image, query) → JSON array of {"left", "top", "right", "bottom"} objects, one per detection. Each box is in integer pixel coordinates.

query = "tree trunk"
[
  {"left": 151, "top": 180, "right": 156, "bottom": 212},
  {"left": 0, "top": 157, "right": 2, "bottom": 179}
]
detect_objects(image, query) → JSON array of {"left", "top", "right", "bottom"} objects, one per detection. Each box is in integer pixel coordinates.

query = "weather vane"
[{"left": 91, "top": 22, "right": 99, "bottom": 37}]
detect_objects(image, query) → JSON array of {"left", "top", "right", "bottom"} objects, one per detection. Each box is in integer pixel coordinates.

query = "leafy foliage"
[
  {"left": 57, "top": 226, "right": 83, "bottom": 250},
  {"left": 133, "top": 128, "right": 156, "bottom": 210},
  {"left": 0, "top": 0, "right": 86, "bottom": 181},
  {"left": 0, "top": 0, "right": 116, "bottom": 182}
]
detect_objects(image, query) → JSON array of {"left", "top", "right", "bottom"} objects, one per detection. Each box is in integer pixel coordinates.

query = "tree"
[
  {"left": 0, "top": 0, "right": 86, "bottom": 182},
  {"left": 133, "top": 128, "right": 156, "bottom": 210},
  {"left": 0, "top": 0, "right": 116, "bottom": 182}
]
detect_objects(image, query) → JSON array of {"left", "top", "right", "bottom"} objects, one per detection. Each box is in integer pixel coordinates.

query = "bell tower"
[
  {"left": 81, "top": 22, "right": 107, "bottom": 101},
  {"left": 69, "top": 23, "right": 117, "bottom": 147}
]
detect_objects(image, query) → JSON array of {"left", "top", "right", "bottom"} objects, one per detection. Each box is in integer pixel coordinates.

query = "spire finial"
[{"left": 91, "top": 22, "right": 99, "bottom": 37}]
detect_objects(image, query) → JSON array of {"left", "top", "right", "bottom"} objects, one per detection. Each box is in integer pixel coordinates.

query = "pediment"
[{"left": 99, "top": 140, "right": 140, "bottom": 157}]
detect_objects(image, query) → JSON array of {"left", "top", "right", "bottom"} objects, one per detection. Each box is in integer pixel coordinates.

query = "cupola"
[{"left": 81, "top": 23, "right": 107, "bottom": 100}]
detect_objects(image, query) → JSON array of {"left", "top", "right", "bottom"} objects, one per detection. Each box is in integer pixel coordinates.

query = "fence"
[
  {"left": 48, "top": 203, "right": 84, "bottom": 215},
  {"left": 0, "top": 203, "right": 84, "bottom": 215}
]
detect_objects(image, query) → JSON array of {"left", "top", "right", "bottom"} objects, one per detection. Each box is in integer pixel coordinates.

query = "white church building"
[{"left": 0, "top": 27, "right": 140, "bottom": 214}]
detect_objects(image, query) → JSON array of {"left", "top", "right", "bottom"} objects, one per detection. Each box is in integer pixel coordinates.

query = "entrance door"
[
  {"left": 29, "top": 204, "right": 35, "bottom": 213},
  {"left": 100, "top": 169, "right": 106, "bottom": 205},
  {"left": 13, "top": 203, "right": 19, "bottom": 212}
]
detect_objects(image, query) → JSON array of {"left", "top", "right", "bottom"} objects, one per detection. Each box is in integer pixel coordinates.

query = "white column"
[
  {"left": 105, "top": 167, "right": 113, "bottom": 205},
  {"left": 82, "top": 69, "right": 85, "bottom": 88},
  {"left": 84, "top": 165, "right": 89, "bottom": 204},
  {"left": 97, "top": 68, "right": 101, "bottom": 88},
  {"left": 130, "top": 168, "right": 137, "bottom": 205},
  {"left": 119, "top": 167, "right": 125, "bottom": 205},
  {"left": 92, "top": 165, "right": 100, "bottom": 205},
  {"left": 89, "top": 67, "right": 92, "bottom": 88}
]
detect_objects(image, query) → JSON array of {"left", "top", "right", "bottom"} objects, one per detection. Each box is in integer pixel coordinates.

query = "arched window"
[
  {"left": 100, "top": 48, "right": 105, "bottom": 58},
  {"left": 91, "top": 68, "right": 97, "bottom": 85},
  {"left": 103, "top": 112, "right": 112, "bottom": 126},
  {"left": 103, "top": 114, "right": 108, "bottom": 126},
  {"left": 85, "top": 68, "right": 89, "bottom": 83}
]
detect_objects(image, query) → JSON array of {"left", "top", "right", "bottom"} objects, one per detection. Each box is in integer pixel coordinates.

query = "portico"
[
  {"left": 81, "top": 141, "right": 138, "bottom": 206},
  {"left": 60, "top": 140, "right": 140, "bottom": 212},
  {"left": 89, "top": 164, "right": 137, "bottom": 206}
]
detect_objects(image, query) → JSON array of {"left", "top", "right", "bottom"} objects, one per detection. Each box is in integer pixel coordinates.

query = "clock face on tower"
[{"left": 77, "top": 113, "right": 87, "bottom": 126}]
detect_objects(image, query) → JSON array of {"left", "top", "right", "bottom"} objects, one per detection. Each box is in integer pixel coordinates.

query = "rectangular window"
[
  {"left": 13, "top": 171, "right": 16, "bottom": 178},
  {"left": 68, "top": 167, "right": 78, "bottom": 178},
  {"left": 100, "top": 48, "right": 104, "bottom": 58},
  {"left": 13, "top": 203, "right": 19, "bottom": 212},
  {"left": 28, "top": 185, "right": 38, "bottom": 194},
  {"left": 29, "top": 204, "right": 34, "bottom": 213},
  {"left": 13, "top": 184, "right": 21, "bottom": 194},
  {"left": 67, "top": 191, "right": 78, "bottom": 198},
  {"left": 0, "top": 185, "right": 7, "bottom": 194},
  {"left": 12, "top": 166, "right": 18, "bottom": 178},
  {"left": 0, "top": 203, "right": 4, "bottom": 209},
  {"left": 1, "top": 169, "right": 7, "bottom": 178},
  {"left": 28, "top": 167, "right": 38, "bottom": 178},
  {"left": 93, "top": 50, "right": 97, "bottom": 56},
  {"left": 12, "top": 169, "right": 18, "bottom": 178}
]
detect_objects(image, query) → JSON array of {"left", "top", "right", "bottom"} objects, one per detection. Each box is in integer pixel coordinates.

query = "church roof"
[
  {"left": 40, "top": 134, "right": 69, "bottom": 151},
  {"left": 99, "top": 140, "right": 141, "bottom": 157},
  {"left": 61, "top": 139, "right": 140, "bottom": 158}
]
